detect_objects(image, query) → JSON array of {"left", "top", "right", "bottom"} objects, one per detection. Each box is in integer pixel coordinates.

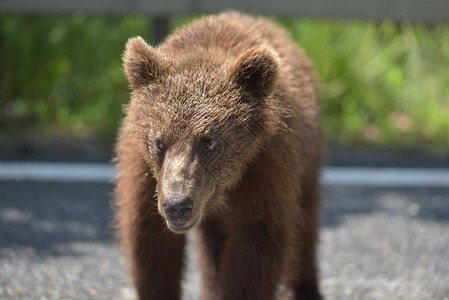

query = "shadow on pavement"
[
  {"left": 1, "top": 181, "right": 448, "bottom": 256},
  {"left": 0, "top": 181, "right": 115, "bottom": 257},
  {"left": 322, "top": 186, "right": 449, "bottom": 228}
]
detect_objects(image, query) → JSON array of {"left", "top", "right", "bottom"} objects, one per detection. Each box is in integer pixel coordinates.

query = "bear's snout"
[{"left": 163, "top": 197, "right": 193, "bottom": 222}]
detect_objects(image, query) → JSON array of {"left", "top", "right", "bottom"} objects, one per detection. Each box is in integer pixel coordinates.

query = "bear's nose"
[{"left": 163, "top": 197, "right": 193, "bottom": 222}]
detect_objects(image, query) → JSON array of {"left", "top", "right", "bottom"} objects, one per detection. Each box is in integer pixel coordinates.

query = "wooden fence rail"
[
  {"left": 1, "top": 0, "right": 448, "bottom": 43},
  {"left": 1, "top": 0, "right": 449, "bottom": 22}
]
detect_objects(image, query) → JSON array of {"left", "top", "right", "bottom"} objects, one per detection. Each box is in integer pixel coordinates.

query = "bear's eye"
[
  {"left": 154, "top": 137, "right": 166, "bottom": 154},
  {"left": 202, "top": 136, "right": 217, "bottom": 154}
]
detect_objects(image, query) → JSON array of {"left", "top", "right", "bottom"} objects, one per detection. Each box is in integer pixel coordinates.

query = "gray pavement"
[{"left": 0, "top": 181, "right": 448, "bottom": 299}]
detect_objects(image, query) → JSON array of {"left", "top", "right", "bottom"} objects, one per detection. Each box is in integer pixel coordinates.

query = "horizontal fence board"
[
  {"left": 1, "top": 0, "right": 449, "bottom": 22},
  {"left": 2, "top": 162, "right": 449, "bottom": 187}
]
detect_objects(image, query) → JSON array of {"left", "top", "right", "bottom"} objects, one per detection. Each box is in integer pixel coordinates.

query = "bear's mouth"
[{"left": 167, "top": 215, "right": 200, "bottom": 233}]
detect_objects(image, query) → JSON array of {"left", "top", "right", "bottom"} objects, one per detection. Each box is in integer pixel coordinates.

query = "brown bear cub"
[{"left": 114, "top": 11, "right": 322, "bottom": 300}]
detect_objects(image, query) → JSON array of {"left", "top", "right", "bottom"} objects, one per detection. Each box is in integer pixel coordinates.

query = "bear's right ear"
[{"left": 122, "top": 37, "right": 166, "bottom": 89}]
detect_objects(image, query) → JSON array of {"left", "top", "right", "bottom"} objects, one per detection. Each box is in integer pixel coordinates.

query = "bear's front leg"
[
  {"left": 115, "top": 152, "right": 186, "bottom": 300},
  {"left": 129, "top": 216, "right": 186, "bottom": 300},
  {"left": 216, "top": 221, "right": 287, "bottom": 300}
]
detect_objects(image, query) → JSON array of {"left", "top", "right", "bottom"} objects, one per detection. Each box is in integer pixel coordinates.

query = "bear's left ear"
[
  {"left": 122, "top": 36, "right": 166, "bottom": 89},
  {"left": 229, "top": 45, "right": 280, "bottom": 99}
]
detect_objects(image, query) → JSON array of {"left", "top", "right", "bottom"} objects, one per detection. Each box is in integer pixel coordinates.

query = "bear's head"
[{"left": 122, "top": 37, "right": 281, "bottom": 233}]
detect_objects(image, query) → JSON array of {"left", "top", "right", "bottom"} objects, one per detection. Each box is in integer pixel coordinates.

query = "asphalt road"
[{"left": 1, "top": 181, "right": 448, "bottom": 300}]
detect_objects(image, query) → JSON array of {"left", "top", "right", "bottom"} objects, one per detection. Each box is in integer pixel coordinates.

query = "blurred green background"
[{"left": 1, "top": 14, "right": 448, "bottom": 154}]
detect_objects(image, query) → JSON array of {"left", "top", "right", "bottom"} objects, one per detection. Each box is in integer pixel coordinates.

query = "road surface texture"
[{"left": 1, "top": 180, "right": 448, "bottom": 299}]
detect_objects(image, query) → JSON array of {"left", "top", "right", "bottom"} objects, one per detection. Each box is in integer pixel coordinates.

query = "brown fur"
[{"left": 114, "top": 11, "right": 322, "bottom": 300}]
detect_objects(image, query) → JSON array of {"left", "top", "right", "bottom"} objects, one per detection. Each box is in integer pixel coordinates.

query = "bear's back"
[{"left": 160, "top": 11, "right": 300, "bottom": 61}]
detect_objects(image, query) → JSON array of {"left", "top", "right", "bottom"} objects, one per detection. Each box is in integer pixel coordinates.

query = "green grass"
[
  {"left": 281, "top": 19, "right": 449, "bottom": 151},
  {"left": 1, "top": 14, "right": 448, "bottom": 153},
  {"left": 0, "top": 14, "right": 150, "bottom": 139}
]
